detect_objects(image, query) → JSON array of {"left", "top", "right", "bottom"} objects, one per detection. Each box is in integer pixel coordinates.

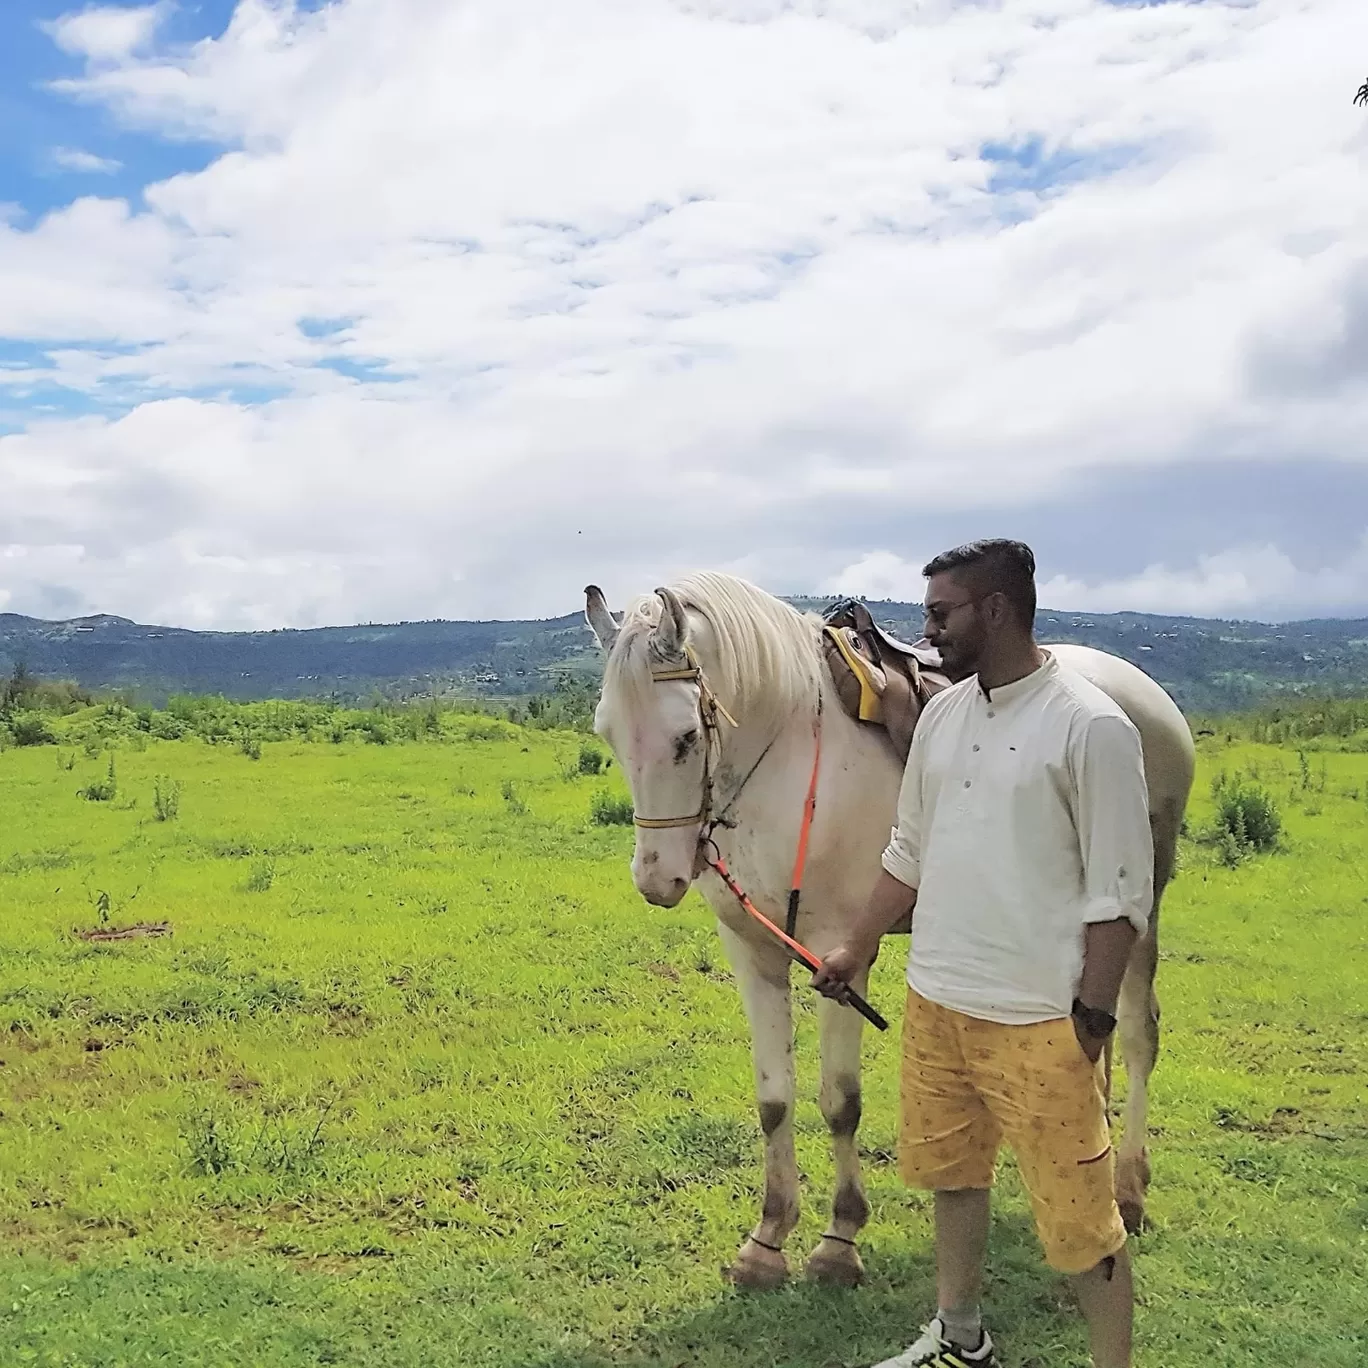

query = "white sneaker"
[{"left": 868, "top": 1316, "right": 999, "bottom": 1368}]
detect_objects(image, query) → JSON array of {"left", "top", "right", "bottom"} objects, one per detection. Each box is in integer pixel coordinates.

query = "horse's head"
[{"left": 585, "top": 583, "right": 719, "bottom": 907}]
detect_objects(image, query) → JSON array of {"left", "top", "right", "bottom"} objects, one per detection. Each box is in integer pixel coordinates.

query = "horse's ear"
[
  {"left": 584, "top": 584, "right": 619, "bottom": 652},
  {"left": 652, "top": 586, "right": 688, "bottom": 660}
]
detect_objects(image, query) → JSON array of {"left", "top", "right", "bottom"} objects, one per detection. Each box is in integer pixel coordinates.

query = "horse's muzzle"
[{"left": 637, "top": 874, "right": 689, "bottom": 908}]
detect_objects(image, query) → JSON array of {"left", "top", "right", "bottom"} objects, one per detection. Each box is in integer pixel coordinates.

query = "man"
[{"left": 814, "top": 539, "right": 1153, "bottom": 1368}]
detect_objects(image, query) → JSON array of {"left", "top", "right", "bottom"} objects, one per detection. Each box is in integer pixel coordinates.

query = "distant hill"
[{"left": 3, "top": 601, "right": 1367, "bottom": 712}]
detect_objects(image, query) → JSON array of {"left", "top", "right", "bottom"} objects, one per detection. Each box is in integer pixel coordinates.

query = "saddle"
[{"left": 820, "top": 598, "right": 952, "bottom": 763}]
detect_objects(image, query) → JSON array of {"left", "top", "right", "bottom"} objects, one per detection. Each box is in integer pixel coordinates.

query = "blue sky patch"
[
  {"left": 0, "top": 338, "right": 58, "bottom": 367},
  {"left": 981, "top": 135, "right": 1142, "bottom": 197},
  {"left": 0, "top": 1, "right": 238, "bottom": 221},
  {"left": 298, "top": 316, "right": 356, "bottom": 341},
  {"left": 315, "top": 357, "right": 406, "bottom": 385}
]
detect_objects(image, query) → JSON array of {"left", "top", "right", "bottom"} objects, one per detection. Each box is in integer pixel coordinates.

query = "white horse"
[{"left": 585, "top": 571, "right": 1194, "bottom": 1289}]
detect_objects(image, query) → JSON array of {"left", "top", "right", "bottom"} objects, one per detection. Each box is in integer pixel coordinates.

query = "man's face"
[{"left": 923, "top": 570, "right": 987, "bottom": 681}]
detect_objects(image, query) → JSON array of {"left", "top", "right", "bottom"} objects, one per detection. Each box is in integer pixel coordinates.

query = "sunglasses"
[{"left": 922, "top": 596, "right": 980, "bottom": 630}]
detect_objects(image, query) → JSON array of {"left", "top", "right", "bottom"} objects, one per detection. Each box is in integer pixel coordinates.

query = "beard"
[{"left": 936, "top": 637, "right": 980, "bottom": 684}]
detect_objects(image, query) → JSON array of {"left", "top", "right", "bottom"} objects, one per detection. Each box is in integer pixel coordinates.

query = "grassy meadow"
[{"left": 1, "top": 700, "right": 1366, "bottom": 1367}]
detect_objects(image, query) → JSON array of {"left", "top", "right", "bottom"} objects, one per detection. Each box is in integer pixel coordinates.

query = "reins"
[{"left": 634, "top": 642, "right": 887, "bottom": 1032}]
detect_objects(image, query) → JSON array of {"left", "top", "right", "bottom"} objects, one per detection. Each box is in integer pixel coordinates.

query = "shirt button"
[
  {"left": 964, "top": 779, "right": 972, "bottom": 788},
  {"left": 972, "top": 744, "right": 980, "bottom": 752},
  {"left": 987, "top": 711, "right": 996, "bottom": 719}
]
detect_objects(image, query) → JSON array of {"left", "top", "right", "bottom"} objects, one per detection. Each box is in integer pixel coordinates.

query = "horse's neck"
[
  {"left": 694, "top": 616, "right": 823, "bottom": 838},
  {"left": 713, "top": 688, "right": 821, "bottom": 851}
]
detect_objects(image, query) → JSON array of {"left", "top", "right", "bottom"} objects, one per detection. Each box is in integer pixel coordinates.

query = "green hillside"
[{"left": 3, "top": 600, "right": 1368, "bottom": 711}]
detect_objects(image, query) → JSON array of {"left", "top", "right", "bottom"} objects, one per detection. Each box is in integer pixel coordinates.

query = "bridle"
[
  {"left": 612, "top": 618, "right": 884, "bottom": 1038},
  {"left": 631, "top": 641, "right": 824, "bottom": 944},
  {"left": 631, "top": 645, "right": 739, "bottom": 831}
]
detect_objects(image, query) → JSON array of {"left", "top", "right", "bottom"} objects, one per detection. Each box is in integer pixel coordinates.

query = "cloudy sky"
[{"left": 1, "top": 0, "right": 1366, "bottom": 629}]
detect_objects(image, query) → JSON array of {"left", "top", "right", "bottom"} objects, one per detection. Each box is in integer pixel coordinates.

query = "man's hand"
[
  {"left": 1073, "top": 1016, "right": 1108, "bottom": 1064},
  {"left": 811, "top": 941, "right": 874, "bottom": 1001},
  {"left": 810, "top": 870, "right": 915, "bottom": 1003}
]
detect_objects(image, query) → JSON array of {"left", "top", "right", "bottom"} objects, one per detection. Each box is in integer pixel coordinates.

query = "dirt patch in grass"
[{"left": 73, "top": 921, "right": 173, "bottom": 943}]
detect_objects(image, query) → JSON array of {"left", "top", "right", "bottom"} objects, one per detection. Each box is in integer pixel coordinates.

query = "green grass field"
[{"left": 1, "top": 716, "right": 1365, "bottom": 1367}]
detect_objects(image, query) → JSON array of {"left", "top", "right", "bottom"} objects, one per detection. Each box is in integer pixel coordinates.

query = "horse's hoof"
[
  {"left": 724, "top": 1238, "right": 789, "bottom": 1290},
  {"left": 1115, "top": 1147, "right": 1151, "bottom": 1235},
  {"left": 805, "top": 1238, "right": 865, "bottom": 1288}
]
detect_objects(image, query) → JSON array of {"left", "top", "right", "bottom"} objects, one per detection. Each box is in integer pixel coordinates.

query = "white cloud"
[
  {"left": 45, "top": 4, "right": 166, "bottom": 64},
  {"left": 50, "top": 147, "right": 123, "bottom": 174},
  {"left": 820, "top": 540, "right": 1368, "bottom": 622},
  {"left": 1, "top": 0, "right": 1366, "bottom": 626},
  {"left": 1040, "top": 540, "right": 1368, "bottom": 622},
  {"left": 822, "top": 551, "right": 930, "bottom": 604}
]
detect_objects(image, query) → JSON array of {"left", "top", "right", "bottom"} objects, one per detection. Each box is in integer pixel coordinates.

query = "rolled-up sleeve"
[
  {"left": 881, "top": 727, "right": 926, "bottom": 889},
  {"left": 1073, "top": 713, "right": 1154, "bottom": 933}
]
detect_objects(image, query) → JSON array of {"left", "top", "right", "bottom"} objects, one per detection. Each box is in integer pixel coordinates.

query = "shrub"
[
  {"left": 244, "top": 858, "right": 276, "bottom": 893},
  {"left": 457, "top": 719, "right": 512, "bottom": 743},
  {"left": 182, "top": 1107, "right": 237, "bottom": 1176},
  {"left": 358, "top": 718, "right": 391, "bottom": 746},
  {"left": 86, "top": 883, "right": 139, "bottom": 926},
  {"left": 79, "top": 756, "right": 117, "bottom": 802},
  {"left": 239, "top": 736, "right": 262, "bottom": 761},
  {"left": 10, "top": 712, "right": 57, "bottom": 746},
  {"left": 153, "top": 776, "right": 182, "bottom": 822},
  {"left": 577, "top": 742, "right": 606, "bottom": 776},
  {"left": 1211, "top": 772, "right": 1282, "bottom": 859},
  {"left": 150, "top": 714, "right": 187, "bottom": 740},
  {"left": 501, "top": 780, "right": 528, "bottom": 817},
  {"left": 590, "top": 791, "right": 634, "bottom": 826}
]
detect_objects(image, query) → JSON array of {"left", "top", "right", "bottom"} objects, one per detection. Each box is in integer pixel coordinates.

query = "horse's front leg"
[
  {"left": 1115, "top": 924, "right": 1160, "bottom": 1233},
  {"left": 715, "top": 920, "right": 798, "bottom": 1290},
  {"left": 1115, "top": 817, "right": 1177, "bottom": 1233},
  {"left": 804, "top": 976, "right": 872, "bottom": 1287}
]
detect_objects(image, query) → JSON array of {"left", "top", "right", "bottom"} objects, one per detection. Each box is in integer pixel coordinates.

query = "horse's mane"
[{"left": 606, "top": 571, "right": 821, "bottom": 726}]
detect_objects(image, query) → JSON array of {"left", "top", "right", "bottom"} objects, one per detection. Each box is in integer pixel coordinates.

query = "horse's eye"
[{"left": 673, "top": 729, "right": 699, "bottom": 763}]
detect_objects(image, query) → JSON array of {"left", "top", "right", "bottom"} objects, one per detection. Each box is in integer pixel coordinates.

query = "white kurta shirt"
[{"left": 881, "top": 651, "right": 1154, "bottom": 1025}]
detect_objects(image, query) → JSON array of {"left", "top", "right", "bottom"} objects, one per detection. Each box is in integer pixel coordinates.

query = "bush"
[
  {"left": 590, "top": 791, "right": 634, "bottom": 826},
  {"left": 1211, "top": 772, "right": 1282, "bottom": 861},
  {"left": 358, "top": 718, "right": 391, "bottom": 746},
  {"left": 239, "top": 736, "right": 262, "bottom": 761},
  {"left": 501, "top": 779, "right": 528, "bottom": 817},
  {"left": 244, "top": 858, "right": 276, "bottom": 893},
  {"left": 455, "top": 719, "right": 512, "bottom": 743},
  {"left": 153, "top": 776, "right": 182, "bottom": 822},
  {"left": 577, "top": 742, "right": 606, "bottom": 776},
  {"left": 79, "top": 756, "right": 117, "bottom": 802},
  {"left": 10, "top": 712, "right": 56, "bottom": 746},
  {"left": 149, "top": 714, "right": 188, "bottom": 740}
]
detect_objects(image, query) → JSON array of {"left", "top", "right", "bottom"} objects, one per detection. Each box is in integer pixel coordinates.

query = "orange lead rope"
[
  {"left": 785, "top": 704, "right": 823, "bottom": 939},
  {"left": 703, "top": 701, "right": 888, "bottom": 1032}
]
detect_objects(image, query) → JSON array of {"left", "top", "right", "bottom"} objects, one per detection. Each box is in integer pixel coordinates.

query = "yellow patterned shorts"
[{"left": 899, "top": 987, "right": 1127, "bottom": 1275}]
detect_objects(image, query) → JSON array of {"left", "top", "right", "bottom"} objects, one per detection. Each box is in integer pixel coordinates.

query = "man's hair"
[{"left": 922, "top": 539, "right": 1037, "bottom": 629}]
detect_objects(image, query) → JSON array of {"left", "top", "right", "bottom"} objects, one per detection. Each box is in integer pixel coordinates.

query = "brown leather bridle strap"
[
  {"left": 632, "top": 813, "right": 707, "bottom": 829},
  {"left": 632, "top": 646, "right": 737, "bottom": 830}
]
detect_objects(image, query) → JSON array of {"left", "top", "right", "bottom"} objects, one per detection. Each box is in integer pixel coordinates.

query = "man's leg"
[
  {"left": 968, "top": 1016, "right": 1132, "bottom": 1367},
  {"left": 935, "top": 1188, "right": 991, "bottom": 1348},
  {"left": 895, "top": 992, "right": 1001, "bottom": 1358},
  {"left": 1071, "top": 1244, "right": 1133, "bottom": 1368}
]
